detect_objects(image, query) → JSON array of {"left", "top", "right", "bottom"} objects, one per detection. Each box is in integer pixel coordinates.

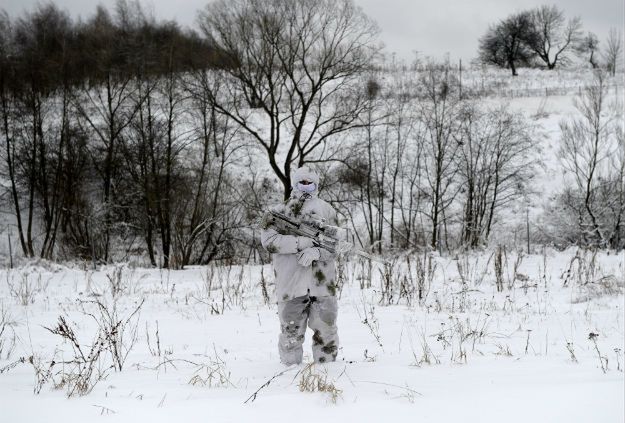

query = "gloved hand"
[
  {"left": 297, "top": 247, "right": 320, "bottom": 266},
  {"left": 297, "top": 236, "right": 314, "bottom": 251}
]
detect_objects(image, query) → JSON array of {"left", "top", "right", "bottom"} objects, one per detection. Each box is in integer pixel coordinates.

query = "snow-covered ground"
[{"left": 1, "top": 248, "right": 623, "bottom": 422}]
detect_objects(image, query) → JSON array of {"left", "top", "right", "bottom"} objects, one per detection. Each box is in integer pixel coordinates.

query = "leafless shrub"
[
  {"left": 28, "top": 355, "right": 57, "bottom": 395},
  {"left": 508, "top": 251, "right": 526, "bottom": 290},
  {"left": 401, "top": 252, "right": 436, "bottom": 306},
  {"left": 103, "top": 265, "right": 144, "bottom": 297},
  {"left": 378, "top": 257, "right": 401, "bottom": 305},
  {"left": 298, "top": 363, "right": 342, "bottom": 404},
  {"left": 456, "top": 251, "right": 493, "bottom": 287},
  {"left": 410, "top": 329, "right": 440, "bottom": 366},
  {"left": 191, "top": 264, "right": 249, "bottom": 314},
  {"left": 561, "top": 248, "right": 600, "bottom": 287},
  {"left": 188, "top": 349, "right": 234, "bottom": 388},
  {"left": 357, "top": 294, "right": 383, "bottom": 349},
  {"left": 494, "top": 343, "right": 513, "bottom": 356},
  {"left": 560, "top": 248, "right": 623, "bottom": 302},
  {"left": 6, "top": 270, "right": 50, "bottom": 306},
  {"left": 572, "top": 275, "right": 624, "bottom": 303},
  {"left": 106, "top": 266, "right": 126, "bottom": 297},
  {"left": 78, "top": 298, "right": 144, "bottom": 371},
  {"left": 434, "top": 315, "right": 491, "bottom": 363},
  {"left": 42, "top": 316, "right": 110, "bottom": 396},
  {"left": 32, "top": 298, "right": 144, "bottom": 397},
  {"left": 190, "top": 265, "right": 226, "bottom": 314},
  {"left": 0, "top": 306, "right": 17, "bottom": 359}
]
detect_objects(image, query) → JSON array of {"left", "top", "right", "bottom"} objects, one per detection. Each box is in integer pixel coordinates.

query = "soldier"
[{"left": 261, "top": 167, "right": 340, "bottom": 365}]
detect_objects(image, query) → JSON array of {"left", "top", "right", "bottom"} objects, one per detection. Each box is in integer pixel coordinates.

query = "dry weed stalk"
[
  {"left": 566, "top": 342, "right": 578, "bottom": 363},
  {"left": 0, "top": 305, "right": 17, "bottom": 359},
  {"left": 358, "top": 294, "right": 383, "bottom": 349},
  {"left": 298, "top": 363, "right": 342, "bottom": 403},
  {"left": 6, "top": 270, "right": 50, "bottom": 306},
  {"left": 588, "top": 332, "right": 608, "bottom": 373},
  {"left": 27, "top": 298, "right": 146, "bottom": 397},
  {"left": 188, "top": 349, "right": 234, "bottom": 388},
  {"left": 494, "top": 246, "right": 504, "bottom": 292}
]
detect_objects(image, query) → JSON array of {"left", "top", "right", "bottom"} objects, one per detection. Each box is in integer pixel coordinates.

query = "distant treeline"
[{"left": 0, "top": 1, "right": 226, "bottom": 94}]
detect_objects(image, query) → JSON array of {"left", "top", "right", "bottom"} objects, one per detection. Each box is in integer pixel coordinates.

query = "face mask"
[{"left": 297, "top": 182, "right": 316, "bottom": 193}]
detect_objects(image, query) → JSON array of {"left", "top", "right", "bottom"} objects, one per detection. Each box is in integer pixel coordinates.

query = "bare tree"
[
  {"left": 0, "top": 11, "right": 29, "bottom": 256},
  {"left": 608, "top": 123, "right": 625, "bottom": 247},
  {"left": 172, "top": 70, "right": 249, "bottom": 267},
  {"left": 525, "top": 5, "right": 582, "bottom": 70},
  {"left": 455, "top": 103, "right": 535, "bottom": 248},
  {"left": 197, "top": 0, "right": 379, "bottom": 199},
  {"left": 71, "top": 5, "right": 141, "bottom": 262},
  {"left": 395, "top": 117, "right": 426, "bottom": 249},
  {"left": 603, "top": 28, "right": 623, "bottom": 76},
  {"left": 1, "top": 4, "right": 80, "bottom": 259},
  {"left": 558, "top": 71, "right": 620, "bottom": 247},
  {"left": 417, "top": 63, "right": 462, "bottom": 250},
  {"left": 478, "top": 11, "right": 535, "bottom": 76},
  {"left": 576, "top": 32, "right": 600, "bottom": 69},
  {"left": 384, "top": 69, "right": 421, "bottom": 248},
  {"left": 332, "top": 72, "right": 386, "bottom": 252}
]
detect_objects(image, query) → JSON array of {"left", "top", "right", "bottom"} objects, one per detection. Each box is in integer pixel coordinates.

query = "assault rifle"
[{"left": 263, "top": 210, "right": 383, "bottom": 262}]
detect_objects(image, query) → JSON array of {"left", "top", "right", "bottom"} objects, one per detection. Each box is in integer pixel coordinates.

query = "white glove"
[
  {"left": 297, "top": 236, "right": 314, "bottom": 251},
  {"left": 297, "top": 247, "right": 320, "bottom": 266}
]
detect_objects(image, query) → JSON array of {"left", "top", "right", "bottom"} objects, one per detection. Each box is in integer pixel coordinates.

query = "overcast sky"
[{"left": 2, "top": 0, "right": 623, "bottom": 63}]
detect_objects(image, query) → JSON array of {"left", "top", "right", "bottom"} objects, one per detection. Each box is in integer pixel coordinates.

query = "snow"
[{"left": 1, "top": 249, "right": 623, "bottom": 422}]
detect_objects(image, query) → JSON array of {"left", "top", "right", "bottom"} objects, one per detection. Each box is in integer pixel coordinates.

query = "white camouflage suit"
[{"left": 261, "top": 167, "right": 340, "bottom": 365}]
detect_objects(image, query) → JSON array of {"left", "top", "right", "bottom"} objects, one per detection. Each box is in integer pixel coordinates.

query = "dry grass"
[{"left": 298, "top": 363, "right": 342, "bottom": 403}]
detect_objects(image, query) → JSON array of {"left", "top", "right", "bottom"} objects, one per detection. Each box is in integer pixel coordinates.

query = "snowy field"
[{"left": 1, "top": 248, "right": 623, "bottom": 423}]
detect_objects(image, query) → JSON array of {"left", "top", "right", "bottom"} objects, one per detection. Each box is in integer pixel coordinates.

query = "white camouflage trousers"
[{"left": 277, "top": 293, "right": 339, "bottom": 365}]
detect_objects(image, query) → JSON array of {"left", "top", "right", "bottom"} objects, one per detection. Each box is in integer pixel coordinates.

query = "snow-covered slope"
[{"left": 1, "top": 249, "right": 622, "bottom": 422}]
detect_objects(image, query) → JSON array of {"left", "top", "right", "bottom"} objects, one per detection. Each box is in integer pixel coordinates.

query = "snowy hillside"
[{"left": 1, "top": 248, "right": 623, "bottom": 422}]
